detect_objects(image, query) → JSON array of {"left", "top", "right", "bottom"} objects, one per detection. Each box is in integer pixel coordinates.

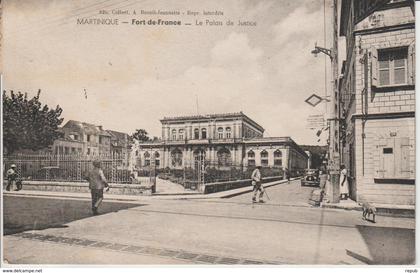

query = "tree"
[
  {"left": 132, "top": 129, "right": 150, "bottom": 142},
  {"left": 3, "top": 90, "right": 64, "bottom": 154}
]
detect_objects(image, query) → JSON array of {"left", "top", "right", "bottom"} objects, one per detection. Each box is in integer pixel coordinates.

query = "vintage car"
[{"left": 301, "top": 169, "right": 320, "bottom": 187}]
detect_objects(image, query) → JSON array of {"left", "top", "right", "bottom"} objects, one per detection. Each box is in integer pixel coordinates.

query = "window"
[
  {"left": 171, "top": 149, "right": 183, "bottom": 167},
  {"left": 274, "top": 150, "right": 282, "bottom": 167},
  {"left": 179, "top": 129, "right": 184, "bottom": 140},
  {"left": 87, "top": 135, "right": 91, "bottom": 142},
  {"left": 194, "top": 128, "right": 199, "bottom": 139},
  {"left": 261, "top": 150, "right": 268, "bottom": 167},
  {"left": 77, "top": 148, "right": 82, "bottom": 154},
  {"left": 172, "top": 129, "right": 177, "bottom": 140},
  {"left": 378, "top": 47, "right": 408, "bottom": 86},
  {"left": 154, "top": 151, "right": 160, "bottom": 158},
  {"left": 217, "top": 148, "right": 231, "bottom": 166},
  {"left": 201, "top": 128, "right": 207, "bottom": 139},
  {"left": 143, "top": 152, "right": 151, "bottom": 166},
  {"left": 218, "top": 127, "right": 224, "bottom": 139},
  {"left": 71, "top": 147, "right": 76, "bottom": 154},
  {"left": 383, "top": 148, "right": 393, "bottom": 154},
  {"left": 247, "top": 150, "right": 255, "bottom": 166},
  {"left": 226, "top": 127, "right": 232, "bottom": 139},
  {"left": 64, "top": 147, "right": 69, "bottom": 155},
  {"left": 87, "top": 148, "right": 90, "bottom": 155},
  {"left": 376, "top": 137, "right": 414, "bottom": 180}
]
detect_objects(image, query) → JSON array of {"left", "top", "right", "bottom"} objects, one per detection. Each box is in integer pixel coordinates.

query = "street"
[{"left": 3, "top": 179, "right": 415, "bottom": 265}]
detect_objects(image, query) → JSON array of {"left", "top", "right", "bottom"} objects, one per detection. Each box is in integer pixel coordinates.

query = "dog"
[{"left": 359, "top": 202, "right": 376, "bottom": 223}]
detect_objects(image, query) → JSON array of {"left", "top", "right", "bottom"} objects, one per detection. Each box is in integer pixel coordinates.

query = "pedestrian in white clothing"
[{"left": 340, "top": 164, "right": 349, "bottom": 200}]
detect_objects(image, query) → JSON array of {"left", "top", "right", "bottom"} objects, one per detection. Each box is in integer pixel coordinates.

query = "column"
[
  {"left": 255, "top": 147, "right": 261, "bottom": 166},
  {"left": 268, "top": 148, "right": 274, "bottom": 167},
  {"left": 162, "top": 125, "right": 166, "bottom": 139},
  {"left": 212, "top": 122, "right": 216, "bottom": 139},
  {"left": 285, "top": 147, "right": 290, "bottom": 169},
  {"left": 182, "top": 146, "right": 188, "bottom": 168},
  {"left": 232, "top": 146, "right": 236, "bottom": 165},
  {"left": 166, "top": 147, "right": 171, "bottom": 168}
]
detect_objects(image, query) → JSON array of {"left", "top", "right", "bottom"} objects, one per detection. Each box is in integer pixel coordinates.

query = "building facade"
[
  {"left": 52, "top": 120, "right": 132, "bottom": 157},
  {"left": 339, "top": 0, "right": 415, "bottom": 205},
  {"left": 132, "top": 112, "right": 308, "bottom": 175}
]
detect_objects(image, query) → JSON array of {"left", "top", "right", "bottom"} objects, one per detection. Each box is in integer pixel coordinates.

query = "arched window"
[
  {"left": 171, "top": 129, "right": 177, "bottom": 141},
  {"left": 178, "top": 129, "right": 184, "bottom": 140},
  {"left": 201, "top": 128, "right": 207, "bottom": 139},
  {"left": 154, "top": 151, "right": 160, "bottom": 167},
  {"left": 274, "top": 149, "right": 282, "bottom": 167},
  {"left": 226, "top": 127, "right": 232, "bottom": 139},
  {"left": 217, "top": 147, "right": 231, "bottom": 166},
  {"left": 144, "top": 152, "right": 150, "bottom": 166},
  {"left": 171, "top": 149, "right": 183, "bottom": 167},
  {"left": 194, "top": 128, "right": 199, "bottom": 139},
  {"left": 247, "top": 150, "right": 255, "bottom": 166},
  {"left": 218, "top": 127, "right": 224, "bottom": 139},
  {"left": 261, "top": 150, "right": 268, "bottom": 167}
]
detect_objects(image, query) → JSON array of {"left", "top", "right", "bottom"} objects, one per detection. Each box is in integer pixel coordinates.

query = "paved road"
[{"left": 3, "top": 179, "right": 415, "bottom": 265}]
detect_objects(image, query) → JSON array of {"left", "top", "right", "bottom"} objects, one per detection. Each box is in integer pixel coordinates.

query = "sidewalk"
[
  {"left": 321, "top": 198, "right": 415, "bottom": 218},
  {"left": 3, "top": 178, "right": 292, "bottom": 201}
]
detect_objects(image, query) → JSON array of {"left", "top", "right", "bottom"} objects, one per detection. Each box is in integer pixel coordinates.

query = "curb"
[
  {"left": 220, "top": 178, "right": 300, "bottom": 199},
  {"left": 320, "top": 202, "right": 415, "bottom": 218}
]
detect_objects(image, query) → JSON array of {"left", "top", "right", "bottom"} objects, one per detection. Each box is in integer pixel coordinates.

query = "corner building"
[
  {"left": 133, "top": 112, "right": 307, "bottom": 175},
  {"left": 339, "top": 0, "right": 415, "bottom": 205}
]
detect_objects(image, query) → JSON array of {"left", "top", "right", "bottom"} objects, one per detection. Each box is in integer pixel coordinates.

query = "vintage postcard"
[{"left": 1, "top": 0, "right": 416, "bottom": 268}]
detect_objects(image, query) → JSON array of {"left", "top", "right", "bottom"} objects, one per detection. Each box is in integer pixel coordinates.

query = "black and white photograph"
[{"left": 0, "top": 0, "right": 417, "bottom": 269}]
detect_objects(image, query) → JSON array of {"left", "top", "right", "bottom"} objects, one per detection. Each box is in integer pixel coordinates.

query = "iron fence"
[
  {"left": 157, "top": 159, "right": 285, "bottom": 189},
  {"left": 3, "top": 153, "right": 136, "bottom": 184}
]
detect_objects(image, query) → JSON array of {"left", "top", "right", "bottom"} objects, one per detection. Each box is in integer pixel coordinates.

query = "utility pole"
[
  {"left": 310, "top": 0, "right": 340, "bottom": 203},
  {"left": 329, "top": 0, "right": 340, "bottom": 203}
]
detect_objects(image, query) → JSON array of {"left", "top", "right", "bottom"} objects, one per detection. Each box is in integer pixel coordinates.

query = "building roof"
[
  {"left": 63, "top": 120, "right": 111, "bottom": 136},
  {"left": 160, "top": 112, "right": 265, "bottom": 132},
  {"left": 106, "top": 130, "right": 133, "bottom": 147}
]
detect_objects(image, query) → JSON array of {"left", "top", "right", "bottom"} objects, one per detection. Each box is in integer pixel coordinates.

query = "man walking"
[
  {"left": 285, "top": 168, "right": 291, "bottom": 184},
  {"left": 6, "top": 164, "right": 18, "bottom": 191},
  {"left": 251, "top": 165, "right": 265, "bottom": 203},
  {"left": 86, "top": 160, "right": 109, "bottom": 215}
]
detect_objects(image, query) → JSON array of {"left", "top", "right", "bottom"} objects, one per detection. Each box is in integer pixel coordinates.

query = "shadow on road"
[
  {"left": 3, "top": 196, "right": 145, "bottom": 235},
  {"left": 347, "top": 225, "right": 415, "bottom": 265}
]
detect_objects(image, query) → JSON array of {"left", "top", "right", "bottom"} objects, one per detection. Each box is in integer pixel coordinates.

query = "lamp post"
[{"left": 310, "top": 0, "right": 340, "bottom": 203}]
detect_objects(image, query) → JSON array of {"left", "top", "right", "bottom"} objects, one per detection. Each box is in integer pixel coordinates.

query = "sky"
[{"left": 2, "top": 0, "right": 339, "bottom": 145}]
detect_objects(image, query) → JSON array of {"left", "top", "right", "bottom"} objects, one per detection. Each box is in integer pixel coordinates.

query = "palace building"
[{"left": 131, "top": 112, "right": 308, "bottom": 175}]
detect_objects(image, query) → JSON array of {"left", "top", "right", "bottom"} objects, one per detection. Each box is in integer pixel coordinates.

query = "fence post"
[
  {"left": 77, "top": 157, "right": 82, "bottom": 181},
  {"left": 16, "top": 159, "right": 22, "bottom": 180},
  {"left": 111, "top": 155, "right": 116, "bottom": 183}
]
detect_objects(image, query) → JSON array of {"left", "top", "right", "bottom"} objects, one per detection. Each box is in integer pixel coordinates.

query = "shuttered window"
[
  {"left": 376, "top": 137, "right": 413, "bottom": 179},
  {"left": 371, "top": 44, "right": 415, "bottom": 88}
]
